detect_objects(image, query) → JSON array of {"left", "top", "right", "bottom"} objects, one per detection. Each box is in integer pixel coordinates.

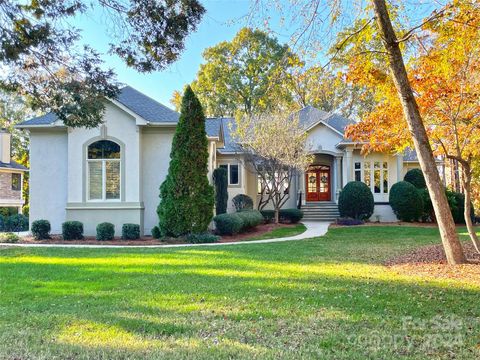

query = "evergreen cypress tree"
[{"left": 157, "top": 86, "right": 214, "bottom": 236}]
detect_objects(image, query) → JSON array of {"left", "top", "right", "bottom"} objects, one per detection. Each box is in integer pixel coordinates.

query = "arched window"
[{"left": 87, "top": 140, "right": 121, "bottom": 200}]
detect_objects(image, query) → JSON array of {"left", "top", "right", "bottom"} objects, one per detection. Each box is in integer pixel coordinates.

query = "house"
[
  {"left": 17, "top": 86, "right": 435, "bottom": 235},
  {"left": 0, "top": 129, "right": 28, "bottom": 214}
]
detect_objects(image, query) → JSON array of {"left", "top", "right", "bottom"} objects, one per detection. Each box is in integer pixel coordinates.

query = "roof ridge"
[{"left": 120, "top": 85, "right": 179, "bottom": 114}]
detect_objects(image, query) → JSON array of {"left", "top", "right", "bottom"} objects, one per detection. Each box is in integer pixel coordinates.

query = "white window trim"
[
  {"left": 220, "top": 163, "right": 240, "bottom": 186},
  {"left": 86, "top": 158, "right": 122, "bottom": 202},
  {"left": 357, "top": 160, "right": 389, "bottom": 194}
]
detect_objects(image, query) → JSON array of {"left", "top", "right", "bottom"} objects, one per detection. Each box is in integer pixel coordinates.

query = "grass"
[
  {"left": 244, "top": 223, "right": 306, "bottom": 241},
  {"left": 0, "top": 226, "right": 479, "bottom": 359}
]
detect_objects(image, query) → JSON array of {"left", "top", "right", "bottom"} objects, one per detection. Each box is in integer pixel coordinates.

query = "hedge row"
[
  {"left": 261, "top": 209, "right": 304, "bottom": 224},
  {"left": 0, "top": 214, "right": 29, "bottom": 232},
  {"left": 213, "top": 210, "right": 263, "bottom": 235}
]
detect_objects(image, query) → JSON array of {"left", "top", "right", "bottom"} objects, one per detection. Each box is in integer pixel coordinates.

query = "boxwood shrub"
[
  {"left": 122, "top": 223, "right": 140, "bottom": 240},
  {"left": 232, "top": 194, "right": 253, "bottom": 212},
  {"left": 404, "top": 168, "right": 426, "bottom": 189},
  {"left": 186, "top": 233, "right": 220, "bottom": 244},
  {"left": 236, "top": 210, "right": 264, "bottom": 230},
  {"left": 4, "top": 214, "right": 29, "bottom": 232},
  {"left": 0, "top": 232, "right": 19, "bottom": 243},
  {"left": 96, "top": 222, "right": 115, "bottom": 241},
  {"left": 213, "top": 213, "right": 244, "bottom": 235},
  {"left": 389, "top": 181, "right": 424, "bottom": 222},
  {"left": 151, "top": 226, "right": 161, "bottom": 239},
  {"left": 0, "top": 215, "right": 5, "bottom": 232},
  {"left": 62, "top": 221, "right": 84, "bottom": 240},
  {"left": 338, "top": 181, "right": 374, "bottom": 220},
  {"left": 31, "top": 220, "right": 51, "bottom": 240}
]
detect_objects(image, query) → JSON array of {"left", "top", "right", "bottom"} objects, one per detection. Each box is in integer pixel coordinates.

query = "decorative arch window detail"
[{"left": 87, "top": 140, "right": 121, "bottom": 200}]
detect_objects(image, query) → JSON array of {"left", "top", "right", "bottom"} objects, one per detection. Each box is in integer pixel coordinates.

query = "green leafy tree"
[
  {"left": 0, "top": 0, "right": 205, "bottom": 128},
  {"left": 157, "top": 86, "right": 214, "bottom": 237},
  {"left": 176, "top": 27, "right": 299, "bottom": 117}
]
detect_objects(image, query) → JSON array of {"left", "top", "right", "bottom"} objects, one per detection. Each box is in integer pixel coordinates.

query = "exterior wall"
[
  {"left": 0, "top": 171, "right": 22, "bottom": 201},
  {"left": 370, "top": 204, "right": 398, "bottom": 222},
  {"left": 141, "top": 127, "right": 175, "bottom": 235},
  {"left": 29, "top": 129, "right": 68, "bottom": 233},
  {"left": 216, "top": 155, "right": 249, "bottom": 212},
  {"left": 306, "top": 124, "right": 343, "bottom": 154}
]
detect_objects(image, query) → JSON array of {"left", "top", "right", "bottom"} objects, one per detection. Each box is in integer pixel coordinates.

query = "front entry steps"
[{"left": 301, "top": 201, "right": 340, "bottom": 221}]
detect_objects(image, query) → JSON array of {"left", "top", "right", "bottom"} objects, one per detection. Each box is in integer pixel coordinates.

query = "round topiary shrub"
[
  {"left": 404, "top": 168, "right": 426, "bottom": 189},
  {"left": 96, "top": 222, "right": 115, "bottom": 241},
  {"left": 213, "top": 213, "right": 244, "bottom": 235},
  {"left": 31, "top": 220, "right": 51, "bottom": 240},
  {"left": 389, "top": 181, "right": 424, "bottom": 222},
  {"left": 338, "top": 181, "right": 374, "bottom": 220},
  {"left": 122, "top": 223, "right": 140, "bottom": 240},
  {"left": 62, "top": 221, "right": 84, "bottom": 240},
  {"left": 232, "top": 194, "right": 253, "bottom": 212},
  {"left": 151, "top": 226, "right": 161, "bottom": 239}
]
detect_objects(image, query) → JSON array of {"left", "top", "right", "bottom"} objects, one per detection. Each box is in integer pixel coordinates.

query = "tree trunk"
[
  {"left": 274, "top": 208, "right": 280, "bottom": 224},
  {"left": 371, "top": 0, "right": 466, "bottom": 264},
  {"left": 460, "top": 162, "right": 480, "bottom": 254}
]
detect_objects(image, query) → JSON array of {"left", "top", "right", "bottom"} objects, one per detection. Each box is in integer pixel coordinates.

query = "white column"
[
  {"left": 344, "top": 149, "right": 353, "bottom": 184},
  {"left": 335, "top": 156, "right": 342, "bottom": 202},
  {"left": 396, "top": 154, "right": 404, "bottom": 182},
  {"left": 300, "top": 169, "right": 306, "bottom": 205}
]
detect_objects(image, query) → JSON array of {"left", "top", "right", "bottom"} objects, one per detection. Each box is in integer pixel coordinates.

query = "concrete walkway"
[{"left": 0, "top": 222, "right": 330, "bottom": 249}]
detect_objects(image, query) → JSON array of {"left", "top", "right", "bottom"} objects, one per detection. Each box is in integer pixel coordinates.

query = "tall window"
[
  {"left": 355, "top": 160, "right": 389, "bottom": 194},
  {"left": 11, "top": 173, "right": 21, "bottom": 191},
  {"left": 87, "top": 140, "right": 121, "bottom": 201},
  {"left": 219, "top": 164, "right": 239, "bottom": 185}
]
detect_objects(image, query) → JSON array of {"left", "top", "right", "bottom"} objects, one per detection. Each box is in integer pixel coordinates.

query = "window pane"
[
  {"left": 354, "top": 162, "right": 361, "bottom": 170},
  {"left": 364, "top": 169, "right": 371, "bottom": 187},
  {"left": 355, "top": 170, "right": 361, "bottom": 182},
  {"left": 106, "top": 161, "right": 120, "bottom": 199},
  {"left": 307, "top": 172, "right": 317, "bottom": 192},
  {"left": 374, "top": 161, "right": 380, "bottom": 169},
  {"left": 383, "top": 161, "right": 388, "bottom": 169},
  {"left": 89, "top": 162, "right": 102, "bottom": 200},
  {"left": 11, "top": 173, "right": 21, "bottom": 191},
  {"left": 88, "top": 140, "right": 120, "bottom": 159},
  {"left": 374, "top": 169, "right": 381, "bottom": 193},
  {"left": 230, "top": 165, "right": 239, "bottom": 185},
  {"left": 383, "top": 169, "right": 389, "bottom": 193}
]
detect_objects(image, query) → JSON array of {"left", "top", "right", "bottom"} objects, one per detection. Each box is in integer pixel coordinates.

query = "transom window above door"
[{"left": 87, "top": 140, "right": 121, "bottom": 201}]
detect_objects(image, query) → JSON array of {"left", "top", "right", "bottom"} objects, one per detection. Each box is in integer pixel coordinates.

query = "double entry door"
[{"left": 305, "top": 165, "right": 331, "bottom": 201}]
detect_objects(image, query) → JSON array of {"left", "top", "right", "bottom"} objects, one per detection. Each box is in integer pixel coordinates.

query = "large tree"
[
  {"left": 346, "top": 2, "right": 480, "bottom": 253},
  {"left": 172, "top": 27, "right": 300, "bottom": 117},
  {"left": 0, "top": 0, "right": 204, "bottom": 128},
  {"left": 250, "top": 0, "right": 467, "bottom": 264},
  {"left": 157, "top": 86, "right": 214, "bottom": 237}
]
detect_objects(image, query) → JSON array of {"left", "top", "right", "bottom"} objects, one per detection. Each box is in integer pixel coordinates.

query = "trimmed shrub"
[
  {"left": 404, "top": 168, "right": 426, "bottom": 189},
  {"left": 232, "top": 194, "right": 253, "bottom": 212},
  {"left": 236, "top": 210, "right": 263, "bottom": 230},
  {"left": 261, "top": 209, "right": 304, "bottom": 224},
  {"left": 213, "top": 213, "right": 243, "bottom": 235},
  {"left": 213, "top": 167, "right": 228, "bottom": 215},
  {"left": 62, "top": 221, "right": 84, "bottom": 240},
  {"left": 96, "top": 222, "right": 115, "bottom": 241},
  {"left": 389, "top": 181, "right": 424, "bottom": 222},
  {"left": 0, "top": 232, "right": 19, "bottom": 243},
  {"left": 337, "top": 217, "right": 364, "bottom": 226},
  {"left": 4, "top": 214, "right": 29, "bottom": 232},
  {"left": 338, "top": 181, "right": 374, "bottom": 220},
  {"left": 31, "top": 220, "right": 51, "bottom": 240},
  {"left": 157, "top": 86, "right": 214, "bottom": 237},
  {"left": 122, "top": 223, "right": 140, "bottom": 240},
  {"left": 0, "top": 215, "right": 5, "bottom": 232},
  {"left": 450, "top": 191, "right": 475, "bottom": 224},
  {"left": 186, "top": 233, "right": 220, "bottom": 244},
  {"left": 151, "top": 226, "right": 161, "bottom": 239}
]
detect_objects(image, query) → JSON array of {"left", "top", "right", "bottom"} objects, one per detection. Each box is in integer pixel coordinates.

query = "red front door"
[{"left": 306, "top": 166, "right": 331, "bottom": 201}]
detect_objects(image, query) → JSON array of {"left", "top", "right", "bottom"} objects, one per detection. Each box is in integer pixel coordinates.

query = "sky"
[{"left": 75, "top": 0, "right": 288, "bottom": 109}]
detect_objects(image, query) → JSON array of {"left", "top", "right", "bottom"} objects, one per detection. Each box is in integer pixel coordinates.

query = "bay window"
[{"left": 355, "top": 160, "right": 389, "bottom": 194}]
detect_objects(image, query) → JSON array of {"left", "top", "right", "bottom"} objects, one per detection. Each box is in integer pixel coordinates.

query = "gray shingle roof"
[
  {"left": 403, "top": 147, "right": 418, "bottom": 161},
  {"left": 18, "top": 85, "right": 179, "bottom": 127},
  {"left": 297, "top": 105, "right": 356, "bottom": 134},
  {"left": 216, "top": 118, "right": 239, "bottom": 154},
  {"left": 0, "top": 160, "right": 28, "bottom": 171},
  {"left": 205, "top": 118, "right": 222, "bottom": 138}
]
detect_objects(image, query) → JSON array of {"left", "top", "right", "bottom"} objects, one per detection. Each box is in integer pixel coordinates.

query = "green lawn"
[
  {"left": 245, "top": 223, "right": 306, "bottom": 241},
  {"left": 0, "top": 226, "right": 479, "bottom": 359}
]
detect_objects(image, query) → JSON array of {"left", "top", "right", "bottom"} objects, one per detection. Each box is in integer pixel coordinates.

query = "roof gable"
[{"left": 297, "top": 105, "right": 356, "bottom": 135}]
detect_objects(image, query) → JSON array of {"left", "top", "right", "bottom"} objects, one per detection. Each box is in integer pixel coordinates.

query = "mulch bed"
[
  {"left": 16, "top": 223, "right": 297, "bottom": 246},
  {"left": 330, "top": 221, "right": 446, "bottom": 229},
  {"left": 385, "top": 242, "right": 480, "bottom": 286}
]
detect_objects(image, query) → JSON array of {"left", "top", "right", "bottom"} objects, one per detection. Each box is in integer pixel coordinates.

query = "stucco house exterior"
[
  {"left": 18, "top": 86, "right": 435, "bottom": 235},
  {"left": 0, "top": 129, "right": 28, "bottom": 214}
]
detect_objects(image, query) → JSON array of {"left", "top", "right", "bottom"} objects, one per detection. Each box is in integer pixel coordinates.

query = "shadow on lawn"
[{"left": 1, "top": 226, "right": 479, "bottom": 358}]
